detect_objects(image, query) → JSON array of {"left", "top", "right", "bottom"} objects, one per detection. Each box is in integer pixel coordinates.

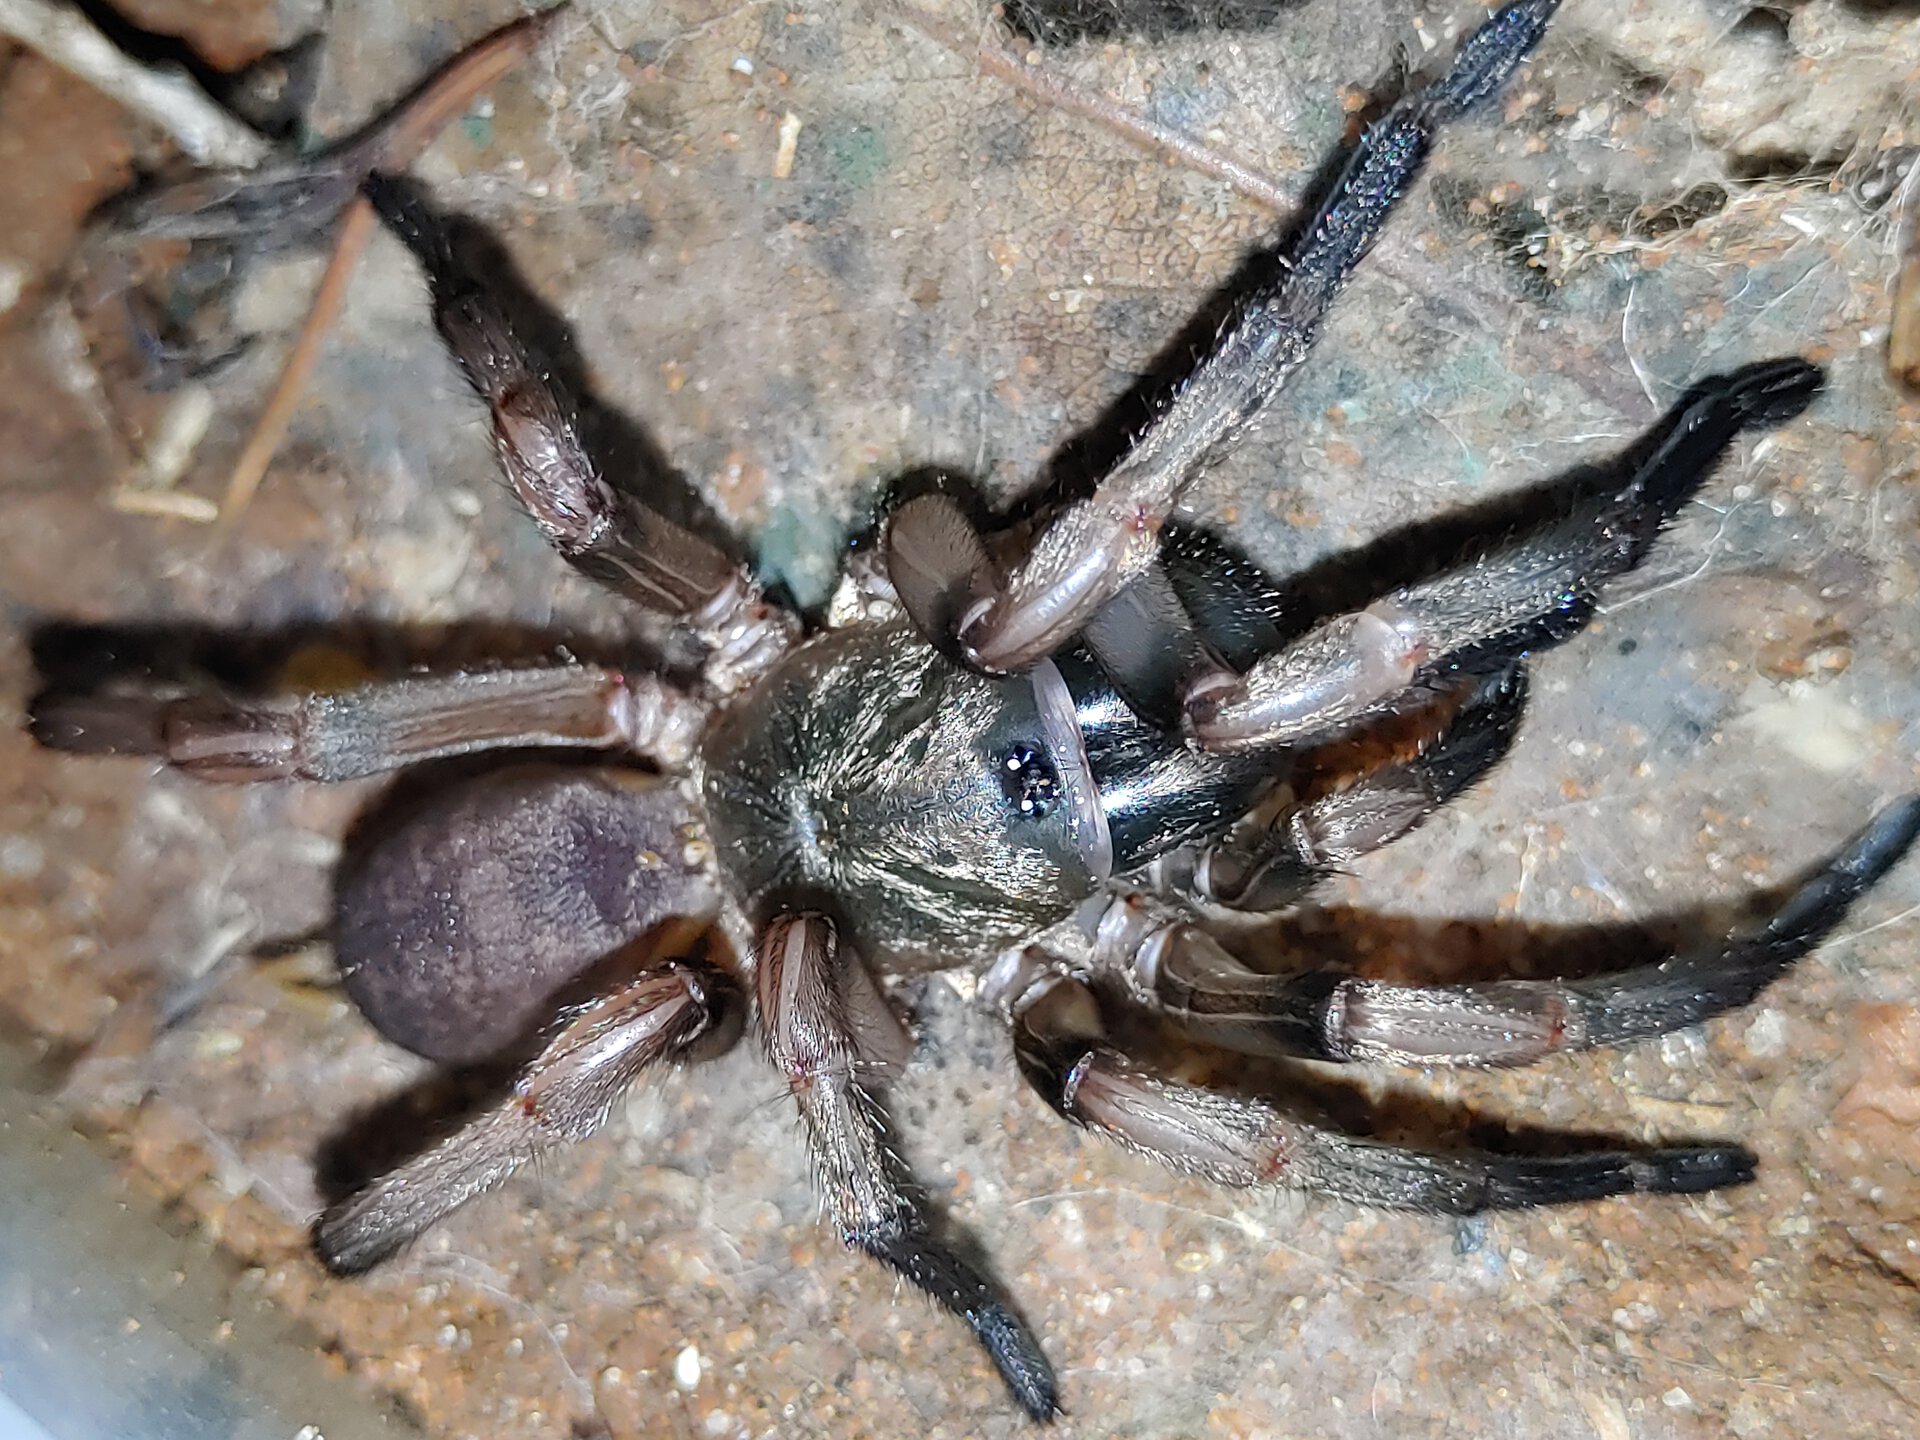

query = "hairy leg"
[
  {"left": 755, "top": 913, "right": 1058, "bottom": 1420},
  {"left": 1108, "top": 795, "right": 1920, "bottom": 1065},
  {"left": 33, "top": 664, "right": 704, "bottom": 779},
  {"left": 1185, "top": 358, "right": 1820, "bottom": 751},
  {"left": 951, "top": 0, "right": 1562, "bottom": 673},
  {"left": 1153, "top": 665, "right": 1529, "bottom": 912},
  {"left": 990, "top": 950, "right": 1751, "bottom": 1213},
  {"left": 315, "top": 955, "right": 737, "bottom": 1273},
  {"left": 365, "top": 174, "right": 796, "bottom": 693}
]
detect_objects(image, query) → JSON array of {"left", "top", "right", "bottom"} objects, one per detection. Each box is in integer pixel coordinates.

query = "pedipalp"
[{"left": 1175, "top": 664, "right": 1531, "bottom": 912}]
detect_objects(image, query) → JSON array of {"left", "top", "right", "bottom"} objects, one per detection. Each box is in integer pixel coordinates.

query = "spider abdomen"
[{"left": 334, "top": 766, "right": 718, "bottom": 1064}]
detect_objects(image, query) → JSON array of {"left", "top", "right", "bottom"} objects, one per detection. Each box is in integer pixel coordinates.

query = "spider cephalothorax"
[{"left": 32, "top": 0, "right": 1920, "bottom": 1421}]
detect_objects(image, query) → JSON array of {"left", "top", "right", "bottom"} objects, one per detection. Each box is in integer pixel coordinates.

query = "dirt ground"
[{"left": 4, "top": 2, "right": 1920, "bottom": 1437}]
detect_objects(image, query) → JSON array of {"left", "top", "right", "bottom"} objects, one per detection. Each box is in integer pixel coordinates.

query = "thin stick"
[
  {"left": 889, "top": 3, "right": 1296, "bottom": 214},
  {"left": 0, "top": 0, "right": 269, "bottom": 167},
  {"left": 215, "top": 194, "right": 376, "bottom": 522},
  {"left": 367, "top": 8, "right": 565, "bottom": 169},
  {"left": 216, "top": 8, "right": 566, "bottom": 525}
]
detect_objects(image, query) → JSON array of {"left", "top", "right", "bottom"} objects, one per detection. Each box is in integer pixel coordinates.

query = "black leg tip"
[
  {"left": 361, "top": 172, "right": 453, "bottom": 276},
  {"left": 28, "top": 691, "right": 164, "bottom": 756},
  {"left": 1433, "top": 1, "right": 1562, "bottom": 115},
  {"left": 311, "top": 1209, "right": 397, "bottom": 1277},
  {"left": 1635, "top": 358, "right": 1825, "bottom": 515},
  {"left": 858, "top": 1222, "right": 1059, "bottom": 1420},
  {"left": 1841, "top": 794, "right": 1920, "bottom": 884},
  {"left": 973, "top": 1301, "right": 1063, "bottom": 1422},
  {"left": 1636, "top": 1145, "right": 1757, "bottom": 1195},
  {"left": 360, "top": 170, "right": 411, "bottom": 227},
  {"left": 1761, "top": 792, "right": 1920, "bottom": 949},
  {"left": 1722, "top": 357, "right": 1825, "bottom": 427}
]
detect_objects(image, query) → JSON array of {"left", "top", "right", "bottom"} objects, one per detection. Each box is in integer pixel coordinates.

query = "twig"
[
  {"left": 888, "top": 2, "right": 1296, "bottom": 214},
  {"left": 364, "top": 8, "right": 566, "bottom": 169},
  {"left": 1891, "top": 203, "right": 1920, "bottom": 393},
  {"left": 0, "top": 0, "right": 269, "bottom": 167},
  {"left": 109, "top": 486, "right": 220, "bottom": 522},
  {"left": 216, "top": 7, "right": 565, "bottom": 525},
  {"left": 215, "top": 196, "right": 376, "bottom": 521}
]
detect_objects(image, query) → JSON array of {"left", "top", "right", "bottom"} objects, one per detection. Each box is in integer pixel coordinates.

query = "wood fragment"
[
  {"left": 142, "top": 385, "right": 217, "bottom": 489},
  {"left": 0, "top": 0, "right": 270, "bottom": 167},
  {"left": 774, "top": 111, "right": 803, "bottom": 179},
  {"left": 1892, "top": 218, "right": 1920, "bottom": 393},
  {"left": 367, "top": 7, "right": 567, "bottom": 170},
  {"left": 110, "top": 487, "right": 221, "bottom": 523}
]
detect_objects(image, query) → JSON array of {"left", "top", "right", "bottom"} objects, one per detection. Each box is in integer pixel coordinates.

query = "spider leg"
[
  {"left": 950, "top": 0, "right": 1562, "bottom": 674},
  {"left": 315, "top": 954, "right": 738, "bottom": 1274},
  {"left": 31, "top": 664, "right": 705, "bottom": 779},
  {"left": 754, "top": 913, "right": 1058, "bottom": 1421},
  {"left": 1106, "top": 795, "right": 1920, "bottom": 1066},
  {"left": 364, "top": 174, "right": 797, "bottom": 693},
  {"left": 1168, "top": 664, "right": 1530, "bottom": 912},
  {"left": 1185, "top": 357, "right": 1821, "bottom": 751},
  {"left": 992, "top": 951, "right": 1753, "bottom": 1213}
]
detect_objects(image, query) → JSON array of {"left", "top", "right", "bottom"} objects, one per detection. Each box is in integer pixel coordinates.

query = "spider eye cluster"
[{"left": 1000, "top": 743, "right": 1062, "bottom": 819}]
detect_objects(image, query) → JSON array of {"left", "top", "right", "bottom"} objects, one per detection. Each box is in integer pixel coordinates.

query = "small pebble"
[
  {"left": 0, "top": 836, "right": 44, "bottom": 879},
  {"left": 773, "top": 112, "right": 802, "bottom": 179}
]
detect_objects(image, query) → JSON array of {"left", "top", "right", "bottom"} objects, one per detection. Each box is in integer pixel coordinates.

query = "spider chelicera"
[{"left": 31, "top": 0, "right": 1920, "bottom": 1419}]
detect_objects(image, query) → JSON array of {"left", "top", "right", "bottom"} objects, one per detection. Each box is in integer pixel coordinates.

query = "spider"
[{"left": 29, "top": 0, "right": 1920, "bottom": 1421}]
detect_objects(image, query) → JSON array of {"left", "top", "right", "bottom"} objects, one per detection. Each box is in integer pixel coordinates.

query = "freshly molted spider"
[{"left": 32, "top": 0, "right": 1920, "bottom": 1419}]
